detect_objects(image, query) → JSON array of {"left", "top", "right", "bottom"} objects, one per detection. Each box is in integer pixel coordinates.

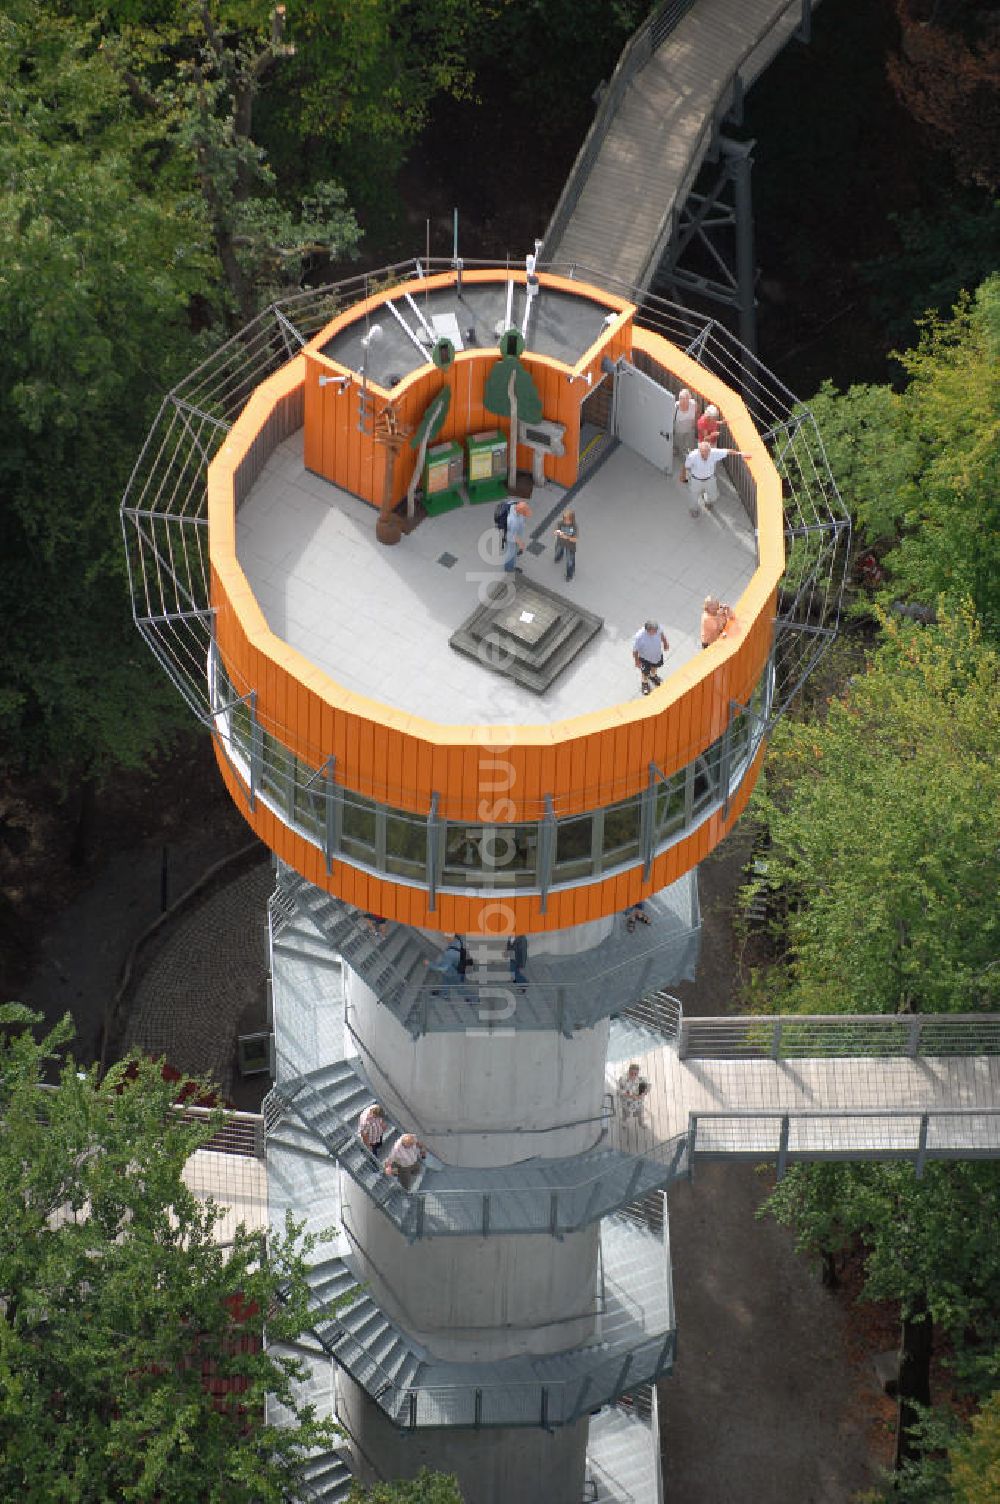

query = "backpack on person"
[{"left": 494, "top": 498, "right": 512, "bottom": 548}]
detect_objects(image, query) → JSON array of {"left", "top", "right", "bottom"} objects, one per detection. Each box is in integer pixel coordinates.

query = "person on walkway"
[
  {"left": 697, "top": 403, "right": 721, "bottom": 444},
  {"left": 553, "top": 508, "right": 578, "bottom": 581},
  {"left": 701, "top": 596, "right": 727, "bottom": 648},
  {"left": 682, "top": 439, "right": 753, "bottom": 517},
  {"left": 617, "top": 1062, "right": 650, "bottom": 1124},
  {"left": 506, "top": 933, "right": 528, "bottom": 985},
  {"left": 674, "top": 387, "right": 698, "bottom": 461},
  {"left": 358, "top": 1102, "right": 387, "bottom": 1155},
  {"left": 426, "top": 934, "right": 470, "bottom": 983},
  {"left": 504, "top": 500, "right": 532, "bottom": 574},
  {"left": 632, "top": 620, "right": 670, "bottom": 696},
  {"left": 384, "top": 1132, "right": 428, "bottom": 1191},
  {"left": 625, "top": 902, "right": 652, "bottom": 934}
]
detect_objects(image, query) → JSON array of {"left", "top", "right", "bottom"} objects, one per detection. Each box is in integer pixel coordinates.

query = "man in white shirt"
[
  {"left": 632, "top": 620, "right": 670, "bottom": 697},
  {"left": 681, "top": 438, "right": 753, "bottom": 517}
]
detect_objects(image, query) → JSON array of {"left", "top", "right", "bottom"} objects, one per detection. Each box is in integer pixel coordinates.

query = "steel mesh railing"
[{"left": 679, "top": 1013, "right": 1000, "bottom": 1060}]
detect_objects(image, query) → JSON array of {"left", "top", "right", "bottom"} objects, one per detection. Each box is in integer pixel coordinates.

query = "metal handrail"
[
  {"left": 315, "top": 1314, "right": 676, "bottom": 1431},
  {"left": 678, "top": 1013, "right": 1000, "bottom": 1060},
  {"left": 688, "top": 1107, "right": 1000, "bottom": 1181}
]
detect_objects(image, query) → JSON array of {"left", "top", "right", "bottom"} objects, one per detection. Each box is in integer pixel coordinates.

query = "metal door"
[{"left": 613, "top": 360, "right": 676, "bottom": 473}]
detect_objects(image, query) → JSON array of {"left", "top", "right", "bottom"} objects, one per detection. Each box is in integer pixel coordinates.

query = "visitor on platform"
[
  {"left": 682, "top": 439, "right": 753, "bottom": 518},
  {"left": 553, "top": 508, "right": 578, "bottom": 581},
  {"left": 697, "top": 595, "right": 736, "bottom": 649},
  {"left": 625, "top": 901, "right": 652, "bottom": 934},
  {"left": 674, "top": 387, "right": 698, "bottom": 459},
  {"left": 504, "top": 500, "right": 532, "bottom": 574},
  {"left": 425, "top": 934, "right": 474, "bottom": 1000},
  {"left": 384, "top": 1132, "right": 428, "bottom": 1191},
  {"left": 358, "top": 1102, "right": 387, "bottom": 1155},
  {"left": 632, "top": 620, "right": 670, "bottom": 697},
  {"left": 617, "top": 1062, "right": 650, "bottom": 1124},
  {"left": 697, "top": 403, "right": 721, "bottom": 444},
  {"left": 506, "top": 933, "right": 529, "bottom": 985}
]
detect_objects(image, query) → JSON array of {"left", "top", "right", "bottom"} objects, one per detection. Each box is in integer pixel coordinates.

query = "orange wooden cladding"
[
  {"left": 302, "top": 271, "right": 634, "bottom": 503},
  {"left": 207, "top": 272, "right": 784, "bottom": 931}
]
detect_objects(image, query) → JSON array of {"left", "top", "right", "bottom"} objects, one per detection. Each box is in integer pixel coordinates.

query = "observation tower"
[{"left": 123, "top": 261, "right": 847, "bottom": 1502}]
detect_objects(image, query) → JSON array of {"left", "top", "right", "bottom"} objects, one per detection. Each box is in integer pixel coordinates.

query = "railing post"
[
  {"left": 776, "top": 1115, "right": 790, "bottom": 1181},
  {"left": 540, "top": 1386, "right": 549, "bottom": 1430},
  {"left": 915, "top": 1113, "right": 929, "bottom": 1178},
  {"left": 482, "top": 1194, "right": 491, "bottom": 1236},
  {"left": 412, "top": 1195, "right": 425, "bottom": 1240},
  {"left": 408, "top": 1392, "right": 417, "bottom": 1429},
  {"left": 686, "top": 1115, "right": 697, "bottom": 1180},
  {"left": 426, "top": 791, "right": 440, "bottom": 912},
  {"left": 474, "top": 1388, "right": 483, "bottom": 1428},
  {"left": 771, "top": 1017, "right": 783, "bottom": 1061},
  {"left": 678, "top": 1016, "right": 690, "bottom": 1060},
  {"left": 907, "top": 1014, "right": 921, "bottom": 1058},
  {"left": 796, "top": 0, "right": 812, "bottom": 45},
  {"left": 323, "top": 756, "right": 338, "bottom": 876},
  {"left": 549, "top": 1192, "right": 560, "bottom": 1237},
  {"left": 248, "top": 691, "right": 261, "bottom": 811},
  {"left": 539, "top": 795, "right": 556, "bottom": 914}
]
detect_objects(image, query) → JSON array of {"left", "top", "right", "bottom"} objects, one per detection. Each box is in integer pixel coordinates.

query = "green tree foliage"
[
  {"left": 748, "top": 606, "right": 1000, "bottom": 1016},
  {"left": 349, "top": 1470, "right": 465, "bottom": 1503},
  {"left": 0, "top": 1004, "right": 335, "bottom": 1502},
  {"left": 0, "top": 0, "right": 208, "bottom": 782},
  {"left": 802, "top": 277, "right": 1000, "bottom": 638}
]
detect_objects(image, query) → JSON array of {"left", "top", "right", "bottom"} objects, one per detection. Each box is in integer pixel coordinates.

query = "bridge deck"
[
  {"left": 549, "top": 0, "right": 811, "bottom": 289},
  {"left": 608, "top": 1045, "right": 1000, "bottom": 1162}
]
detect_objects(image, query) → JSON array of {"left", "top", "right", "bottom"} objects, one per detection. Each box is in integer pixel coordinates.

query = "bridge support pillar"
[{"left": 653, "top": 136, "right": 758, "bottom": 353}]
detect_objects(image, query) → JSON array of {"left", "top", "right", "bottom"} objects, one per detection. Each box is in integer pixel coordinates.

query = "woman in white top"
[{"left": 674, "top": 387, "right": 698, "bottom": 462}]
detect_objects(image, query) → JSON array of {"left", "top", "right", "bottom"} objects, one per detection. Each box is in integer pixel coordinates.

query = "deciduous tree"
[{"left": 0, "top": 1003, "right": 335, "bottom": 1502}]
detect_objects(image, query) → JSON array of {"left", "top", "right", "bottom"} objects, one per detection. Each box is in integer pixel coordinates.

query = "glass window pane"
[
  {"left": 655, "top": 775, "right": 686, "bottom": 842},
  {"left": 601, "top": 797, "right": 641, "bottom": 866},
  {"left": 385, "top": 811, "right": 427, "bottom": 880},
  {"left": 293, "top": 758, "right": 326, "bottom": 844},
  {"left": 341, "top": 793, "right": 377, "bottom": 861},
  {"left": 260, "top": 728, "right": 292, "bottom": 810},
  {"left": 554, "top": 814, "right": 594, "bottom": 880},
  {"left": 441, "top": 824, "right": 538, "bottom": 889}
]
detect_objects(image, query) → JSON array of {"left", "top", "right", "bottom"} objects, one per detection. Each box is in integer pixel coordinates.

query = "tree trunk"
[
  {"left": 894, "top": 1293, "right": 932, "bottom": 1470},
  {"left": 820, "top": 1249, "right": 839, "bottom": 1289}
]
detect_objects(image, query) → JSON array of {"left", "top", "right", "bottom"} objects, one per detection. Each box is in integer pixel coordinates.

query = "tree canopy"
[
  {"left": 802, "top": 276, "right": 1000, "bottom": 639},
  {"left": 0, "top": 1004, "right": 334, "bottom": 1502},
  {"left": 747, "top": 605, "right": 1000, "bottom": 1017}
]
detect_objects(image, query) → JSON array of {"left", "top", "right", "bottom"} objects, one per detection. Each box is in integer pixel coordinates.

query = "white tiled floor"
[{"left": 236, "top": 435, "right": 758, "bottom": 727}]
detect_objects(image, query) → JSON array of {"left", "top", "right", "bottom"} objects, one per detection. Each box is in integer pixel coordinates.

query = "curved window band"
[{"left": 209, "top": 645, "right": 773, "bottom": 899}]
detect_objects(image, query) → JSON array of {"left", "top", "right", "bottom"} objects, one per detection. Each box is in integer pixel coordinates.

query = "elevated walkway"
[
  {"left": 298, "top": 1213, "right": 675, "bottom": 1431},
  {"left": 544, "top": 0, "right": 819, "bottom": 291},
  {"left": 608, "top": 1014, "right": 1000, "bottom": 1176},
  {"left": 271, "top": 869, "right": 700, "bottom": 1038}
]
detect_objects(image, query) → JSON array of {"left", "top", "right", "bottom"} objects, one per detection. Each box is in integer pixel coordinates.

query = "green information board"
[
  {"left": 466, "top": 430, "right": 508, "bottom": 505},
  {"left": 422, "top": 439, "right": 465, "bottom": 516}
]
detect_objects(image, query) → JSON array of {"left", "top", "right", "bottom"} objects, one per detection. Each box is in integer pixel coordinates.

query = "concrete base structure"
[{"left": 338, "top": 1373, "right": 590, "bottom": 1504}]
